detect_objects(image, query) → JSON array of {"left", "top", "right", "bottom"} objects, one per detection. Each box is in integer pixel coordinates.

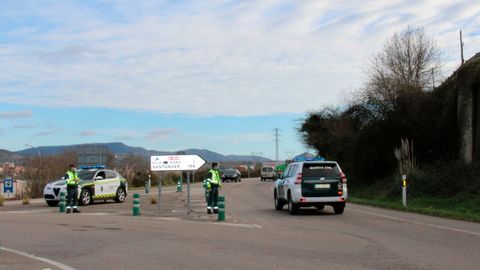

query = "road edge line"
[
  {"left": 0, "top": 246, "right": 76, "bottom": 270},
  {"left": 348, "top": 208, "right": 480, "bottom": 237}
]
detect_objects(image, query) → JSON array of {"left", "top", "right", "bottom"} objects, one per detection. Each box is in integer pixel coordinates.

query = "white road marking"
[
  {"left": 0, "top": 209, "right": 52, "bottom": 214},
  {"left": 154, "top": 217, "right": 262, "bottom": 229},
  {"left": 1, "top": 247, "right": 76, "bottom": 270},
  {"left": 348, "top": 208, "right": 480, "bottom": 237}
]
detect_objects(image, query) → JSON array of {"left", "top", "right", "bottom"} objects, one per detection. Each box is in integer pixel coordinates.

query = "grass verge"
[{"left": 349, "top": 192, "right": 480, "bottom": 223}]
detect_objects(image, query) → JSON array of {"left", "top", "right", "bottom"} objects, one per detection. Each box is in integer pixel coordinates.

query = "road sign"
[
  {"left": 150, "top": 155, "right": 206, "bottom": 171},
  {"left": 3, "top": 178, "right": 14, "bottom": 193}
]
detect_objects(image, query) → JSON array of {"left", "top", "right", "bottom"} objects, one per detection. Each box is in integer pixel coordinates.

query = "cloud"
[
  {"left": 0, "top": 1, "right": 479, "bottom": 116},
  {"left": 34, "top": 128, "right": 63, "bottom": 137},
  {"left": 0, "top": 110, "right": 32, "bottom": 119},
  {"left": 13, "top": 124, "right": 38, "bottom": 129},
  {"left": 146, "top": 128, "right": 177, "bottom": 142},
  {"left": 78, "top": 130, "right": 97, "bottom": 137}
]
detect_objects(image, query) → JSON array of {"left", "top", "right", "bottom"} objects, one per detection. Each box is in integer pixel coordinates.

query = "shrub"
[
  {"left": 150, "top": 196, "right": 157, "bottom": 204},
  {"left": 22, "top": 195, "right": 30, "bottom": 205}
]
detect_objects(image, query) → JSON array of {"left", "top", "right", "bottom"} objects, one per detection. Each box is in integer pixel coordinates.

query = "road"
[{"left": 1, "top": 178, "right": 479, "bottom": 270}]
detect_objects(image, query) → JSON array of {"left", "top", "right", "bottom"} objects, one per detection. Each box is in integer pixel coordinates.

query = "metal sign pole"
[
  {"left": 157, "top": 173, "right": 162, "bottom": 214},
  {"left": 187, "top": 171, "right": 191, "bottom": 214},
  {"left": 402, "top": 174, "right": 407, "bottom": 207}
]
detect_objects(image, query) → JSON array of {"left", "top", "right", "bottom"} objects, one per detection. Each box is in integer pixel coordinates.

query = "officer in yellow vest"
[
  {"left": 65, "top": 164, "right": 81, "bottom": 214},
  {"left": 206, "top": 162, "right": 222, "bottom": 214}
]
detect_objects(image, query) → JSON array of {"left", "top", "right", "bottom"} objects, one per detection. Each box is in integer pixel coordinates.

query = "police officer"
[
  {"left": 206, "top": 162, "right": 221, "bottom": 214},
  {"left": 65, "top": 164, "right": 81, "bottom": 214}
]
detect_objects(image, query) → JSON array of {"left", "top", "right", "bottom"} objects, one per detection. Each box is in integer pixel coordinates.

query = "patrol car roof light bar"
[{"left": 80, "top": 164, "right": 106, "bottom": 170}]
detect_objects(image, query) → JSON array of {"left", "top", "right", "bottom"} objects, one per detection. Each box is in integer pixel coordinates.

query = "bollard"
[
  {"left": 218, "top": 196, "right": 225, "bottom": 221},
  {"left": 203, "top": 180, "right": 208, "bottom": 202},
  {"left": 133, "top": 193, "right": 140, "bottom": 216},
  {"left": 59, "top": 191, "right": 66, "bottom": 213},
  {"left": 145, "top": 181, "right": 149, "bottom": 194},
  {"left": 177, "top": 178, "right": 183, "bottom": 192}
]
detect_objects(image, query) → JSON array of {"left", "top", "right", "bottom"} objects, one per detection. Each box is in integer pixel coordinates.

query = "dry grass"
[
  {"left": 22, "top": 195, "right": 30, "bottom": 205},
  {"left": 150, "top": 196, "right": 157, "bottom": 204},
  {"left": 0, "top": 195, "right": 4, "bottom": 206}
]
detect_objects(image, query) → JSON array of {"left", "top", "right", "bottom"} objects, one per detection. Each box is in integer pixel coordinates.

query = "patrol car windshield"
[
  {"left": 302, "top": 163, "right": 341, "bottom": 178},
  {"left": 224, "top": 169, "right": 237, "bottom": 174},
  {"left": 77, "top": 170, "right": 97, "bottom": 180}
]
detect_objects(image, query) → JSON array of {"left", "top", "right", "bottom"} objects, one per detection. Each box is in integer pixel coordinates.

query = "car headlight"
[{"left": 45, "top": 185, "right": 52, "bottom": 190}]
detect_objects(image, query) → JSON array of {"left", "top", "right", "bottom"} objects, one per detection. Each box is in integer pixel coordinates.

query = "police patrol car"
[
  {"left": 43, "top": 165, "right": 128, "bottom": 206},
  {"left": 273, "top": 159, "right": 347, "bottom": 215}
]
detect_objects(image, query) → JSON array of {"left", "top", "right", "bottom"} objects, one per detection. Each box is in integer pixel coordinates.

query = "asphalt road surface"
[{"left": 1, "top": 178, "right": 479, "bottom": 270}]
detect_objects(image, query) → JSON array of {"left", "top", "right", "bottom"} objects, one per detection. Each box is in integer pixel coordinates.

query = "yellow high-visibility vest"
[
  {"left": 66, "top": 171, "right": 79, "bottom": 186},
  {"left": 208, "top": 169, "right": 221, "bottom": 185}
]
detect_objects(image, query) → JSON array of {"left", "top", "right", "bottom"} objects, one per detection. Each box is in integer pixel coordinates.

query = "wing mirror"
[{"left": 95, "top": 176, "right": 104, "bottom": 180}]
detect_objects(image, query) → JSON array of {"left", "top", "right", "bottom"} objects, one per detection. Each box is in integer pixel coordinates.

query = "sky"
[{"left": 0, "top": 0, "right": 479, "bottom": 160}]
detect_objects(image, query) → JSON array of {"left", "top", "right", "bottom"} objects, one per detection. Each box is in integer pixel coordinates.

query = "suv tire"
[
  {"left": 333, "top": 202, "right": 345, "bottom": 215},
  {"left": 274, "top": 189, "right": 284, "bottom": 210},
  {"left": 115, "top": 187, "right": 126, "bottom": 203},
  {"left": 79, "top": 189, "right": 92, "bottom": 206},
  {"left": 287, "top": 193, "right": 299, "bottom": 215},
  {"left": 47, "top": 201, "right": 59, "bottom": 207}
]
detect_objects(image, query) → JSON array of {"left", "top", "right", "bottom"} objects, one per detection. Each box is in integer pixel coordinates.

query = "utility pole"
[
  {"left": 431, "top": 68, "right": 435, "bottom": 90},
  {"left": 273, "top": 128, "right": 280, "bottom": 161},
  {"left": 460, "top": 30, "right": 465, "bottom": 65}
]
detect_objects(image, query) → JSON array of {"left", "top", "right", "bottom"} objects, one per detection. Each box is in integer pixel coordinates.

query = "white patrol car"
[
  {"left": 273, "top": 160, "right": 347, "bottom": 215},
  {"left": 43, "top": 166, "right": 128, "bottom": 206}
]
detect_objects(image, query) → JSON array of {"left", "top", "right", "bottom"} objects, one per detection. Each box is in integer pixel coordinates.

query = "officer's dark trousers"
[
  {"left": 207, "top": 184, "right": 219, "bottom": 208},
  {"left": 66, "top": 185, "right": 78, "bottom": 208}
]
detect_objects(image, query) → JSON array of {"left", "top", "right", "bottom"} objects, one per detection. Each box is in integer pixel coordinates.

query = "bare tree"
[{"left": 361, "top": 26, "right": 441, "bottom": 119}]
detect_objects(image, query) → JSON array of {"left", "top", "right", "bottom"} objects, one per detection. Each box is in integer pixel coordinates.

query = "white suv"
[
  {"left": 273, "top": 161, "right": 347, "bottom": 215},
  {"left": 43, "top": 167, "right": 128, "bottom": 206}
]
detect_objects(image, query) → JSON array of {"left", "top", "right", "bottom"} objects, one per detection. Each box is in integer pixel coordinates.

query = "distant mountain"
[
  {"left": 182, "top": 149, "right": 270, "bottom": 162},
  {"left": 0, "top": 149, "right": 24, "bottom": 163},
  {"left": 13, "top": 142, "right": 270, "bottom": 163}
]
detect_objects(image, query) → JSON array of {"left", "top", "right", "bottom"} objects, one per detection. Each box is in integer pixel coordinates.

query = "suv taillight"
[
  {"left": 294, "top": 173, "right": 302, "bottom": 184},
  {"left": 341, "top": 173, "right": 347, "bottom": 183}
]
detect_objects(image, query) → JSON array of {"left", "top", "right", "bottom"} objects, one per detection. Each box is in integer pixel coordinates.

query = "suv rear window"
[{"left": 302, "top": 163, "right": 341, "bottom": 178}]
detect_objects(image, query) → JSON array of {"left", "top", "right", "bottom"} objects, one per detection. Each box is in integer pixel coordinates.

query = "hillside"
[{"left": 12, "top": 142, "right": 270, "bottom": 162}]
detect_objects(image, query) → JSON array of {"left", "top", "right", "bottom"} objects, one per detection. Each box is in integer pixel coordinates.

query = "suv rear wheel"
[
  {"left": 274, "top": 189, "right": 284, "bottom": 210},
  {"left": 333, "top": 202, "right": 345, "bottom": 215},
  {"left": 287, "top": 192, "right": 299, "bottom": 215}
]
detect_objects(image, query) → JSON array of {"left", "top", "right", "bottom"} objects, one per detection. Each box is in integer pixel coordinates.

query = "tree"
[{"left": 362, "top": 26, "right": 441, "bottom": 120}]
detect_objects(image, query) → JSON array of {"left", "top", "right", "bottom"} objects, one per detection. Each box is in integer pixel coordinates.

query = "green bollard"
[
  {"left": 59, "top": 191, "right": 66, "bottom": 213},
  {"left": 218, "top": 196, "right": 225, "bottom": 221},
  {"left": 203, "top": 180, "right": 209, "bottom": 202},
  {"left": 177, "top": 178, "right": 182, "bottom": 192},
  {"left": 133, "top": 193, "right": 140, "bottom": 216},
  {"left": 145, "top": 181, "right": 149, "bottom": 194}
]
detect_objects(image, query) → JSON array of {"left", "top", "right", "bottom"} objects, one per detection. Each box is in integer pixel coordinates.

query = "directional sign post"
[
  {"left": 3, "top": 178, "right": 14, "bottom": 199},
  {"left": 151, "top": 155, "right": 207, "bottom": 214},
  {"left": 150, "top": 155, "right": 207, "bottom": 171}
]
